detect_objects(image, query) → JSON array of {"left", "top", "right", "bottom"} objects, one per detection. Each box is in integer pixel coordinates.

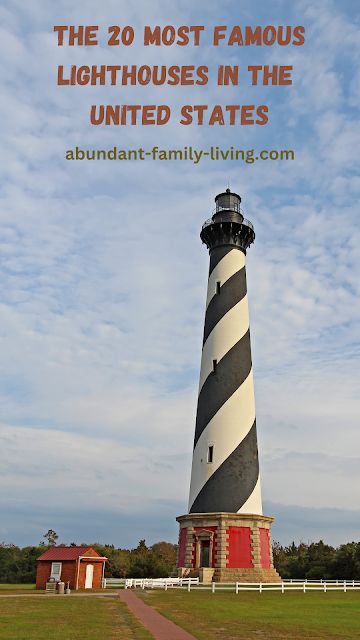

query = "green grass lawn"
[
  {"left": 140, "top": 589, "right": 360, "bottom": 640},
  {"left": 0, "top": 595, "right": 153, "bottom": 639},
  {"left": 0, "top": 585, "right": 37, "bottom": 592}
]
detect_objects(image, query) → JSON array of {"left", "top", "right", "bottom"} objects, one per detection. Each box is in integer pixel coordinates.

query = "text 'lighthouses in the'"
[{"left": 177, "top": 189, "right": 281, "bottom": 582}]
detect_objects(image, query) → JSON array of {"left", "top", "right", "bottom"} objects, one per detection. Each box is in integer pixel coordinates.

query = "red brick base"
[{"left": 176, "top": 512, "right": 281, "bottom": 583}]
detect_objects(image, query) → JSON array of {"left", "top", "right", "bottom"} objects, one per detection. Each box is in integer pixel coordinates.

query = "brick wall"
[
  {"left": 226, "top": 526, "right": 253, "bottom": 568},
  {"left": 177, "top": 527, "right": 187, "bottom": 567},
  {"left": 36, "top": 561, "right": 52, "bottom": 589},
  {"left": 259, "top": 528, "right": 271, "bottom": 568},
  {"left": 78, "top": 561, "right": 104, "bottom": 589},
  {"left": 36, "top": 561, "right": 76, "bottom": 589}
]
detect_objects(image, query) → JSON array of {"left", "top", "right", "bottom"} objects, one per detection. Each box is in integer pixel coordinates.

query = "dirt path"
[{"left": 119, "top": 590, "right": 197, "bottom": 640}]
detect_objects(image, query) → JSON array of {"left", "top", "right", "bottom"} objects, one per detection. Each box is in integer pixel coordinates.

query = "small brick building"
[{"left": 36, "top": 546, "right": 107, "bottom": 590}]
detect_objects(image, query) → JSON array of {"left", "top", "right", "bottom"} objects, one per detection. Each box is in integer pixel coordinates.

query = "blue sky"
[{"left": 0, "top": 0, "right": 359, "bottom": 548}]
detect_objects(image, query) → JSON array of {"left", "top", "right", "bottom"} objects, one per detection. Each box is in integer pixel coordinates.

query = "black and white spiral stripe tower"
[
  {"left": 177, "top": 189, "right": 280, "bottom": 583},
  {"left": 189, "top": 188, "right": 261, "bottom": 515}
]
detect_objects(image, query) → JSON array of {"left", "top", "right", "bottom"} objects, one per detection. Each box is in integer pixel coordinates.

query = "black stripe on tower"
[
  {"left": 190, "top": 421, "right": 259, "bottom": 513},
  {"left": 203, "top": 267, "right": 247, "bottom": 344},
  {"left": 208, "top": 246, "right": 234, "bottom": 275},
  {"left": 194, "top": 329, "right": 252, "bottom": 447}
]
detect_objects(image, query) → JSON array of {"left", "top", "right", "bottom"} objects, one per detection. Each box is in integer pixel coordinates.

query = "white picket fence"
[
  {"left": 186, "top": 580, "right": 360, "bottom": 593},
  {"left": 103, "top": 577, "right": 199, "bottom": 589},
  {"left": 284, "top": 579, "right": 359, "bottom": 584},
  {"left": 103, "top": 577, "right": 360, "bottom": 593}
]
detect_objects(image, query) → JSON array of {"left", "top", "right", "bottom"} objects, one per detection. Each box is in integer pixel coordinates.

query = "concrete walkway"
[{"left": 119, "top": 589, "right": 197, "bottom": 640}]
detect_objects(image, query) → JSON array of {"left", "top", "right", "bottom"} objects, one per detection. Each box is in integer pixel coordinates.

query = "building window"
[
  {"left": 207, "top": 445, "right": 214, "bottom": 463},
  {"left": 216, "top": 281, "right": 221, "bottom": 295},
  {"left": 213, "top": 359, "right": 217, "bottom": 373},
  {"left": 50, "top": 562, "right": 62, "bottom": 580}
]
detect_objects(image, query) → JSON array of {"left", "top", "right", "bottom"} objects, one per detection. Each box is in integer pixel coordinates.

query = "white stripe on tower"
[
  {"left": 205, "top": 249, "right": 245, "bottom": 309},
  {"left": 189, "top": 370, "right": 257, "bottom": 509},
  {"left": 199, "top": 293, "right": 250, "bottom": 392},
  {"left": 188, "top": 199, "right": 262, "bottom": 515}
]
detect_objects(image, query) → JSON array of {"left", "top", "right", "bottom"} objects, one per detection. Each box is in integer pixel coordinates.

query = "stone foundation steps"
[
  {"left": 213, "top": 568, "right": 282, "bottom": 583},
  {"left": 180, "top": 567, "right": 282, "bottom": 583}
]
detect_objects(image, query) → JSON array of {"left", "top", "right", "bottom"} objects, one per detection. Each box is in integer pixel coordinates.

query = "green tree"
[
  {"left": 135, "top": 540, "right": 148, "bottom": 555},
  {"left": 151, "top": 541, "right": 177, "bottom": 568},
  {"left": 331, "top": 543, "right": 360, "bottom": 580},
  {"left": 106, "top": 549, "right": 131, "bottom": 578},
  {"left": 43, "top": 529, "right": 58, "bottom": 546}
]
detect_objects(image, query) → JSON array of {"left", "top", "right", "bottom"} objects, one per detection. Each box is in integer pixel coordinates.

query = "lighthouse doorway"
[
  {"left": 195, "top": 530, "right": 214, "bottom": 568},
  {"left": 200, "top": 540, "right": 210, "bottom": 567}
]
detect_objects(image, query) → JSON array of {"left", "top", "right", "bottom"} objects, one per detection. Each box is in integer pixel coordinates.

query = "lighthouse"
[{"left": 177, "top": 189, "right": 280, "bottom": 583}]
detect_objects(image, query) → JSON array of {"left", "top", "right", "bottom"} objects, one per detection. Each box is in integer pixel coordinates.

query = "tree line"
[
  {"left": 0, "top": 537, "right": 178, "bottom": 584},
  {"left": 0, "top": 534, "right": 359, "bottom": 583},
  {"left": 273, "top": 540, "right": 360, "bottom": 580}
]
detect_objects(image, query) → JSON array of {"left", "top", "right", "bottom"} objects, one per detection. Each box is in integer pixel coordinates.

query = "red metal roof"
[{"left": 37, "top": 546, "right": 100, "bottom": 561}]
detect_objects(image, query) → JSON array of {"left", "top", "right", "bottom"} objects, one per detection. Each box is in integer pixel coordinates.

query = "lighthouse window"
[
  {"left": 213, "top": 359, "right": 217, "bottom": 373},
  {"left": 207, "top": 446, "right": 214, "bottom": 463},
  {"left": 216, "top": 281, "right": 221, "bottom": 295}
]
